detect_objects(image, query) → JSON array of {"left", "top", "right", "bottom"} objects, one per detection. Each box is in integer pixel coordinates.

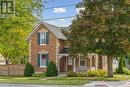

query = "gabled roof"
[{"left": 26, "top": 22, "right": 67, "bottom": 41}]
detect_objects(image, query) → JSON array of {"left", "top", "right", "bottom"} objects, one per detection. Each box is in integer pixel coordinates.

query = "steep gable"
[{"left": 26, "top": 22, "right": 67, "bottom": 41}]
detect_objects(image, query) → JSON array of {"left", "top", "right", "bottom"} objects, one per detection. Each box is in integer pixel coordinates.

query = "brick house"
[{"left": 26, "top": 22, "right": 118, "bottom": 73}]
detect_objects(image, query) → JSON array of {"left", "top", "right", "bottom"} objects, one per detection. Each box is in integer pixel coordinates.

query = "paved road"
[
  {"left": 1, "top": 81, "right": 130, "bottom": 87},
  {"left": 0, "top": 84, "right": 81, "bottom": 87}
]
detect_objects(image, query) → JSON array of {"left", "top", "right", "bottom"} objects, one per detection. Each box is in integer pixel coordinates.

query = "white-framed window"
[
  {"left": 40, "top": 32, "right": 46, "bottom": 45},
  {"left": 80, "top": 58, "right": 86, "bottom": 67},
  {"left": 38, "top": 52, "right": 49, "bottom": 67},
  {"left": 68, "top": 58, "right": 72, "bottom": 65},
  {"left": 38, "top": 32, "right": 49, "bottom": 45}
]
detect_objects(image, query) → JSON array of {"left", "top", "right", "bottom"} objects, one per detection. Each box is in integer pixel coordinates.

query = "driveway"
[{"left": 83, "top": 81, "right": 130, "bottom": 87}]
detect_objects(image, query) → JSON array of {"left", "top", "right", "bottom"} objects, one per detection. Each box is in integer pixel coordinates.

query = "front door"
[{"left": 60, "top": 56, "right": 67, "bottom": 72}]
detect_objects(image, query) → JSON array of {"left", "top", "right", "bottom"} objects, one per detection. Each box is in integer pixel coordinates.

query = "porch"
[{"left": 58, "top": 53, "right": 108, "bottom": 73}]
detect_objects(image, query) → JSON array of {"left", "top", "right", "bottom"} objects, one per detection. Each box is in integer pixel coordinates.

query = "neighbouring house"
[
  {"left": 0, "top": 54, "right": 6, "bottom": 65},
  {"left": 26, "top": 22, "right": 118, "bottom": 73}
]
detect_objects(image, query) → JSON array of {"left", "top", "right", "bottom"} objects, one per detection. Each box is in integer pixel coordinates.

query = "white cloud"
[
  {"left": 59, "top": 19, "right": 65, "bottom": 21},
  {"left": 76, "top": 7, "right": 85, "bottom": 13},
  {"left": 53, "top": 8, "right": 66, "bottom": 13}
]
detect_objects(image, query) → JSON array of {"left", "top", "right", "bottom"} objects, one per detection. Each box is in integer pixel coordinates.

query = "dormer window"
[{"left": 38, "top": 32, "right": 49, "bottom": 45}]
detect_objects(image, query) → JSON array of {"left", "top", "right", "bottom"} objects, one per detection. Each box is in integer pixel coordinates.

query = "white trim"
[
  {"left": 79, "top": 56, "right": 86, "bottom": 67},
  {"left": 39, "top": 66, "right": 47, "bottom": 68},
  {"left": 39, "top": 52, "right": 48, "bottom": 67},
  {"left": 39, "top": 44, "right": 47, "bottom": 46},
  {"left": 73, "top": 58, "right": 76, "bottom": 72}
]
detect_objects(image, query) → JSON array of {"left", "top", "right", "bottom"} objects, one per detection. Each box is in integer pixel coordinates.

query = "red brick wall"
[
  {"left": 59, "top": 40, "right": 65, "bottom": 51},
  {"left": 29, "top": 24, "right": 59, "bottom": 72}
]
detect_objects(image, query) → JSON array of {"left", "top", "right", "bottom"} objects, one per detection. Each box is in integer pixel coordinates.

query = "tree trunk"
[
  {"left": 98, "top": 55, "right": 103, "bottom": 69},
  {"left": 107, "top": 56, "right": 113, "bottom": 77}
]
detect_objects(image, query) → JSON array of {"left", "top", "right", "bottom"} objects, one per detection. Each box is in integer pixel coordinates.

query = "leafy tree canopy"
[
  {"left": 70, "top": 0, "right": 130, "bottom": 57},
  {"left": 0, "top": 0, "right": 43, "bottom": 63}
]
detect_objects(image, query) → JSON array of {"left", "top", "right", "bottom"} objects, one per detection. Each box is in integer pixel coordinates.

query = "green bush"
[
  {"left": 98, "top": 69, "right": 107, "bottom": 77},
  {"left": 46, "top": 61, "right": 58, "bottom": 77},
  {"left": 32, "top": 72, "right": 46, "bottom": 77},
  {"left": 115, "top": 67, "right": 130, "bottom": 75},
  {"left": 123, "top": 57, "right": 126, "bottom": 67},
  {"left": 123, "top": 67, "right": 130, "bottom": 75},
  {"left": 24, "top": 62, "right": 34, "bottom": 77},
  {"left": 118, "top": 58, "right": 124, "bottom": 74},
  {"left": 87, "top": 70, "right": 100, "bottom": 77},
  {"left": 67, "top": 71, "right": 77, "bottom": 77},
  {"left": 87, "top": 70, "right": 107, "bottom": 77}
]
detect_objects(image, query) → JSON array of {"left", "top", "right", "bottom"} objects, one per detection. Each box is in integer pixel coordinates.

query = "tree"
[
  {"left": 70, "top": 0, "right": 130, "bottom": 77},
  {"left": 0, "top": 0, "right": 43, "bottom": 63}
]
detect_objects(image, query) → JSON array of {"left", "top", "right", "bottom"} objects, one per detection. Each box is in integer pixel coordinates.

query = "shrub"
[
  {"left": 123, "top": 58, "right": 126, "bottom": 67},
  {"left": 118, "top": 58, "right": 124, "bottom": 74},
  {"left": 46, "top": 61, "right": 58, "bottom": 77},
  {"left": 87, "top": 70, "right": 100, "bottom": 77},
  {"left": 87, "top": 70, "right": 107, "bottom": 77},
  {"left": 24, "top": 62, "right": 34, "bottom": 77},
  {"left": 98, "top": 69, "right": 107, "bottom": 77},
  {"left": 123, "top": 67, "right": 130, "bottom": 75},
  {"left": 67, "top": 71, "right": 77, "bottom": 77},
  {"left": 115, "top": 67, "right": 130, "bottom": 75}
]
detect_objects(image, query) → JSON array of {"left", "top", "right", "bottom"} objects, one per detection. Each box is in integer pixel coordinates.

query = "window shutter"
[
  {"left": 37, "top": 53, "right": 40, "bottom": 67},
  {"left": 46, "top": 32, "right": 49, "bottom": 44},
  {"left": 38, "top": 32, "right": 40, "bottom": 45},
  {"left": 46, "top": 53, "right": 49, "bottom": 66}
]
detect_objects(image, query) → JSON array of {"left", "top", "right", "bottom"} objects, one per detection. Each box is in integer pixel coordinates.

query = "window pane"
[
  {"left": 68, "top": 58, "right": 72, "bottom": 65},
  {"left": 80, "top": 59, "right": 85, "bottom": 67},
  {"left": 40, "top": 32, "right": 47, "bottom": 44},
  {"left": 40, "top": 54, "right": 46, "bottom": 66}
]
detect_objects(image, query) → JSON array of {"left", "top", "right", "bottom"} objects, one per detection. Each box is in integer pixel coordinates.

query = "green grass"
[{"left": 0, "top": 75, "right": 129, "bottom": 85}]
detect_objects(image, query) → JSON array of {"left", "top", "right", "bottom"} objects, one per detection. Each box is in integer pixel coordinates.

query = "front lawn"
[{"left": 0, "top": 75, "right": 129, "bottom": 85}]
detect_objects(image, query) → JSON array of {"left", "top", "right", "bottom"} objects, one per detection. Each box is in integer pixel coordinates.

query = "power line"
[
  {"left": 1, "top": 15, "right": 76, "bottom": 24},
  {"left": 43, "top": 3, "right": 77, "bottom": 10},
  {"left": 43, "top": 16, "right": 76, "bottom": 21}
]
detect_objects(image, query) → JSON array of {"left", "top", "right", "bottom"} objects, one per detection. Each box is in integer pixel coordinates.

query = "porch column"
[
  {"left": 95, "top": 55, "right": 98, "bottom": 70},
  {"left": 66, "top": 56, "right": 68, "bottom": 72},
  {"left": 73, "top": 58, "right": 76, "bottom": 72},
  {"left": 58, "top": 56, "right": 60, "bottom": 73},
  {"left": 90, "top": 57, "right": 92, "bottom": 70}
]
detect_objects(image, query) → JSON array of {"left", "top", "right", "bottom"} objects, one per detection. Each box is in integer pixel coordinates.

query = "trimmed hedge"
[
  {"left": 24, "top": 62, "right": 34, "bottom": 77},
  {"left": 46, "top": 61, "right": 58, "bottom": 77}
]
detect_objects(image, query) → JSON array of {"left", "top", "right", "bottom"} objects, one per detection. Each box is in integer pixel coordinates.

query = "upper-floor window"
[{"left": 38, "top": 32, "right": 49, "bottom": 45}]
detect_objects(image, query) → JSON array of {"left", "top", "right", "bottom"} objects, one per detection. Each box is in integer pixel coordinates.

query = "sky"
[{"left": 42, "top": 0, "right": 81, "bottom": 27}]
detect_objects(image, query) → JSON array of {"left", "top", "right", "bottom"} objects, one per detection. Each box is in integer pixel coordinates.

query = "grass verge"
[{"left": 0, "top": 75, "right": 129, "bottom": 85}]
